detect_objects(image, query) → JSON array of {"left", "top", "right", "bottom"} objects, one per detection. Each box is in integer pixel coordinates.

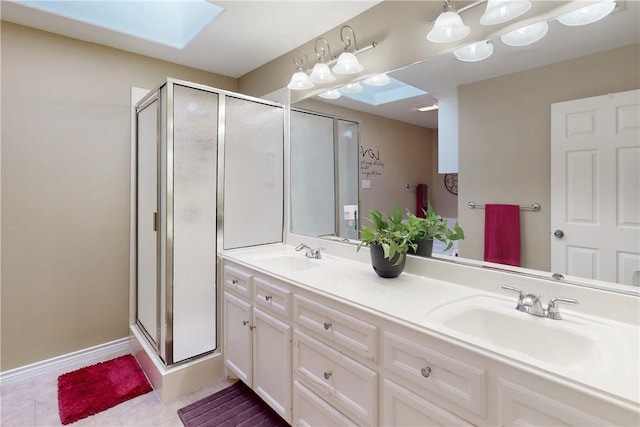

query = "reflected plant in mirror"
[{"left": 406, "top": 204, "right": 464, "bottom": 257}]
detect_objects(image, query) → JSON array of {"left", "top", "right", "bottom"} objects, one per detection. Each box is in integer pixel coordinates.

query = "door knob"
[{"left": 553, "top": 229, "right": 564, "bottom": 238}]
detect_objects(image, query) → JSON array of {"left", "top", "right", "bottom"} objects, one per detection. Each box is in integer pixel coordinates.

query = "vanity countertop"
[{"left": 222, "top": 243, "right": 639, "bottom": 410}]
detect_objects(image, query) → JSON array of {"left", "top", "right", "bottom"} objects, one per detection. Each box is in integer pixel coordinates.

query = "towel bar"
[{"left": 467, "top": 201, "right": 541, "bottom": 212}]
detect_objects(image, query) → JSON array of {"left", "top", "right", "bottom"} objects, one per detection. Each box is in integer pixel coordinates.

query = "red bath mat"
[{"left": 57, "top": 354, "right": 152, "bottom": 425}]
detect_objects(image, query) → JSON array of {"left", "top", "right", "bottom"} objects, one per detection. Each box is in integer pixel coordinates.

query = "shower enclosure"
[{"left": 135, "top": 79, "right": 284, "bottom": 366}]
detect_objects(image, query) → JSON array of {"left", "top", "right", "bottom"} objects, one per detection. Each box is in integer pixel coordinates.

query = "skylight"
[
  {"left": 341, "top": 78, "right": 428, "bottom": 106},
  {"left": 16, "top": 0, "right": 224, "bottom": 49}
]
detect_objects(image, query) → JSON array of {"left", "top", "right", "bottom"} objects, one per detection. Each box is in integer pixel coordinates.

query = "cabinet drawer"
[
  {"left": 254, "top": 276, "right": 291, "bottom": 318},
  {"left": 223, "top": 264, "right": 252, "bottom": 298},
  {"left": 383, "top": 379, "right": 473, "bottom": 426},
  {"left": 293, "top": 380, "right": 357, "bottom": 427},
  {"left": 384, "top": 331, "right": 487, "bottom": 417},
  {"left": 293, "top": 330, "right": 377, "bottom": 426},
  {"left": 498, "top": 379, "right": 612, "bottom": 426},
  {"left": 294, "top": 295, "right": 377, "bottom": 362}
]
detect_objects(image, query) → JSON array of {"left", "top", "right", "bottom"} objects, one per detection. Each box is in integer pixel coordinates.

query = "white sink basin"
[
  {"left": 426, "top": 295, "right": 630, "bottom": 372},
  {"left": 253, "top": 252, "right": 336, "bottom": 272}
]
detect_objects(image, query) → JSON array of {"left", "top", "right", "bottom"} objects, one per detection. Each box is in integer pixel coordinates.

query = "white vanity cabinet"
[
  {"left": 222, "top": 255, "right": 639, "bottom": 427},
  {"left": 222, "top": 264, "right": 292, "bottom": 423}
]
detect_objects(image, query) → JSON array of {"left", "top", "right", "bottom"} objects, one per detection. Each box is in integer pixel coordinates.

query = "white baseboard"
[{"left": 0, "top": 338, "right": 130, "bottom": 387}]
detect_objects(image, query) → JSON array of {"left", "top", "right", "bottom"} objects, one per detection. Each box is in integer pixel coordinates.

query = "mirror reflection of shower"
[{"left": 290, "top": 109, "right": 359, "bottom": 241}]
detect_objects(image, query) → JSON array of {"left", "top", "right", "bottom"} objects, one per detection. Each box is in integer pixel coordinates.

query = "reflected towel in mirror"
[{"left": 484, "top": 204, "right": 520, "bottom": 267}]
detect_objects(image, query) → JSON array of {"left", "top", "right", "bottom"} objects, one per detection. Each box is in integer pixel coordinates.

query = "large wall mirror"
[{"left": 289, "top": 0, "right": 640, "bottom": 293}]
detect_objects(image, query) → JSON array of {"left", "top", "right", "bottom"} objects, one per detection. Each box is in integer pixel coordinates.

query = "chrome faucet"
[
  {"left": 501, "top": 285, "right": 579, "bottom": 320},
  {"left": 295, "top": 243, "right": 324, "bottom": 259}
]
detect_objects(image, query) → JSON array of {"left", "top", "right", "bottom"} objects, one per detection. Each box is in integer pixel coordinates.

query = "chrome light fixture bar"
[{"left": 287, "top": 25, "right": 377, "bottom": 91}]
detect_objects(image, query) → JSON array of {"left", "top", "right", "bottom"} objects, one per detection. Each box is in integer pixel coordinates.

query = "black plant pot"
[
  {"left": 409, "top": 239, "right": 434, "bottom": 257},
  {"left": 369, "top": 244, "right": 406, "bottom": 278}
]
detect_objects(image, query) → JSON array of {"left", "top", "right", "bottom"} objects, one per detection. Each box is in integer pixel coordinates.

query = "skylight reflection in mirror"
[{"left": 339, "top": 77, "right": 428, "bottom": 106}]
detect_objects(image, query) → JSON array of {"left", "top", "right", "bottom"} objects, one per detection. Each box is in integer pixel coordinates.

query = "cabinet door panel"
[
  {"left": 253, "top": 308, "right": 292, "bottom": 423},
  {"left": 294, "top": 330, "right": 377, "bottom": 426},
  {"left": 223, "top": 264, "right": 253, "bottom": 298},
  {"left": 223, "top": 292, "right": 252, "bottom": 384},
  {"left": 383, "top": 379, "right": 473, "bottom": 427},
  {"left": 294, "top": 295, "right": 377, "bottom": 362},
  {"left": 384, "top": 331, "right": 486, "bottom": 417},
  {"left": 293, "top": 380, "right": 357, "bottom": 427},
  {"left": 254, "top": 276, "right": 291, "bottom": 318},
  {"left": 498, "top": 379, "right": 612, "bottom": 426}
]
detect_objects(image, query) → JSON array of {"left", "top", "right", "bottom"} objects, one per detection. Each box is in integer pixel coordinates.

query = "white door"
[
  {"left": 223, "top": 292, "right": 252, "bottom": 384},
  {"left": 551, "top": 89, "right": 640, "bottom": 286},
  {"left": 252, "top": 308, "right": 292, "bottom": 423}
]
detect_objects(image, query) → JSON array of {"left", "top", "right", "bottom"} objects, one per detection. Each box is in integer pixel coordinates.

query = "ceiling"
[
  {"left": 2, "top": 1, "right": 638, "bottom": 129},
  {"left": 1, "top": 0, "right": 381, "bottom": 78}
]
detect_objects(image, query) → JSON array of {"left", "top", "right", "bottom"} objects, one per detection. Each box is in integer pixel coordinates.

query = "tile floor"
[{"left": 1, "top": 368, "right": 235, "bottom": 427}]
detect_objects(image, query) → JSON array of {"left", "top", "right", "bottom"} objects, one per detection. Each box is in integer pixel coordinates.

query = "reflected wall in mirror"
[{"left": 289, "top": 1, "right": 639, "bottom": 291}]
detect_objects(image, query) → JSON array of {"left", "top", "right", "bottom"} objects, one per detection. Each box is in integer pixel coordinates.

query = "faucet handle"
[
  {"left": 501, "top": 285, "right": 527, "bottom": 311},
  {"left": 501, "top": 285, "right": 525, "bottom": 300},
  {"left": 312, "top": 247, "right": 325, "bottom": 259},
  {"left": 547, "top": 297, "right": 579, "bottom": 320}
]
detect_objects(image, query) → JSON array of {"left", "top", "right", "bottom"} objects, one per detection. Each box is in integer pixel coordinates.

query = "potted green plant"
[
  {"left": 405, "top": 203, "right": 465, "bottom": 257},
  {"left": 357, "top": 205, "right": 417, "bottom": 278}
]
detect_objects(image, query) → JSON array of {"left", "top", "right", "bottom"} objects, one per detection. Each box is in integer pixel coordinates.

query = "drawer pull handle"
[
  {"left": 323, "top": 371, "right": 332, "bottom": 380},
  {"left": 249, "top": 325, "right": 256, "bottom": 331},
  {"left": 421, "top": 367, "right": 432, "bottom": 378},
  {"left": 323, "top": 322, "right": 332, "bottom": 330},
  {"left": 242, "top": 320, "right": 249, "bottom": 326},
  {"left": 231, "top": 279, "right": 238, "bottom": 286},
  {"left": 265, "top": 295, "right": 273, "bottom": 301}
]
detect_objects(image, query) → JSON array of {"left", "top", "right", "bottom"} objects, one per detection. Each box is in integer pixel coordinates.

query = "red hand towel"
[{"left": 484, "top": 204, "right": 521, "bottom": 267}]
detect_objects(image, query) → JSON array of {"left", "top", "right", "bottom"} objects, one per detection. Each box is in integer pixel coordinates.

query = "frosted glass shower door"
[
  {"left": 224, "top": 97, "right": 284, "bottom": 249},
  {"left": 171, "top": 85, "right": 218, "bottom": 362},
  {"left": 136, "top": 95, "right": 159, "bottom": 348}
]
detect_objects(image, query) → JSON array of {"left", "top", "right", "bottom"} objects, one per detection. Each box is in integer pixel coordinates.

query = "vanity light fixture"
[
  {"left": 453, "top": 40, "right": 494, "bottom": 62},
  {"left": 318, "top": 89, "right": 341, "bottom": 99},
  {"left": 557, "top": 0, "right": 616, "bottom": 26},
  {"left": 417, "top": 104, "right": 439, "bottom": 112},
  {"left": 287, "top": 51, "right": 314, "bottom": 90},
  {"left": 309, "top": 39, "right": 336, "bottom": 84},
  {"left": 340, "top": 82, "right": 364, "bottom": 93},
  {"left": 332, "top": 26, "right": 364, "bottom": 74},
  {"left": 500, "top": 21, "right": 549, "bottom": 46},
  {"left": 363, "top": 73, "right": 391, "bottom": 86},
  {"left": 287, "top": 26, "right": 377, "bottom": 91},
  {"left": 427, "top": 1, "right": 470, "bottom": 43},
  {"left": 480, "top": 0, "right": 532, "bottom": 25}
]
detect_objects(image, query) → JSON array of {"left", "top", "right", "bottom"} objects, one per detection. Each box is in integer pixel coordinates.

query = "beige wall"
[
  {"left": 1, "top": 22, "right": 236, "bottom": 371},
  {"left": 458, "top": 44, "right": 640, "bottom": 271},
  {"left": 295, "top": 99, "right": 436, "bottom": 222}
]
